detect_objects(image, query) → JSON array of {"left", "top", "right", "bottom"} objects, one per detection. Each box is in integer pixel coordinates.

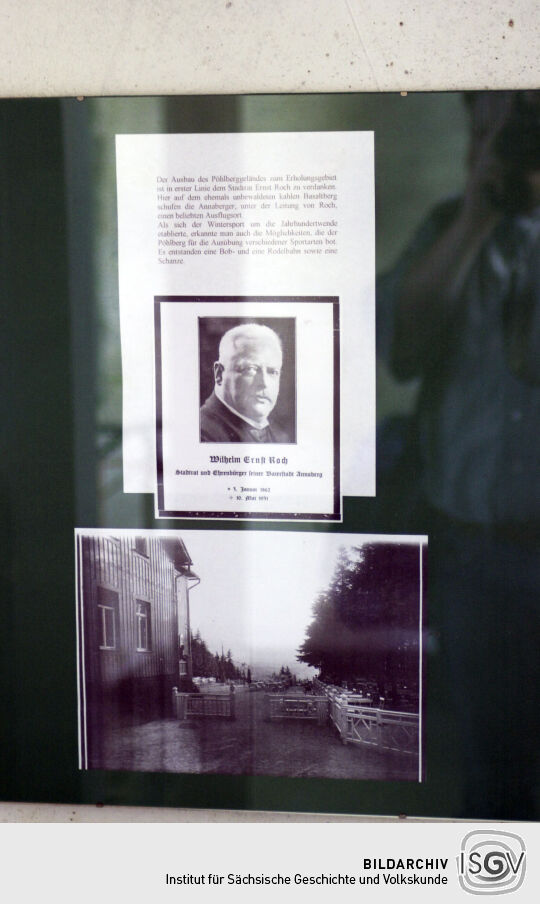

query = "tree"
[{"left": 297, "top": 543, "right": 424, "bottom": 705}]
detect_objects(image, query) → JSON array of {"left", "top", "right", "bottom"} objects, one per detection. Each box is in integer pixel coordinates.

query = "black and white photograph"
[
  {"left": 199, "top": 316, "right": 296, "bottom": 444},
  {"left": 76, "top": 530, "right": 426, "bottom": 783},
  {"left": 155, "top": 296, "right": 340, "bottom": 520}
]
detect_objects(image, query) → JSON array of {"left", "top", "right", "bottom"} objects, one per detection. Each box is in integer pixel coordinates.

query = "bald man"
[{"left": 200, "top": 323, "right": 290, "bottom": 443}]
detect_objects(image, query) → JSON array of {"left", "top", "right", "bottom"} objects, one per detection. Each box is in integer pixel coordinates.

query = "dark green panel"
[{"left": 1, "top": 93, "right": 538, "bottom": 820}]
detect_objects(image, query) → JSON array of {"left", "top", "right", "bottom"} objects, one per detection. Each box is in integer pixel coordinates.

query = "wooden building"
[{"left": 76, "top": 532, "right": 199, "bottom": 768}]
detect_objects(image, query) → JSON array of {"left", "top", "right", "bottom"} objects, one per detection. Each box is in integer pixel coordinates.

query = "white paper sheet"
[{"left": 116, "top": 131, "right": 375, "bottom": 514}]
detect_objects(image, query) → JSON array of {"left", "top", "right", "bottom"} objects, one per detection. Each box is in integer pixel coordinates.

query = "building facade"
[{"left": 76, "top": 532, "right": 197, "bottom": 768}]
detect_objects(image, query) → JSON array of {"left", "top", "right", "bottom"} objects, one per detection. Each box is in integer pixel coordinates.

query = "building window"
[
  {"left": 179, "top": 660, "right": 187, "bottom": 676},
  {"left": 97, "top": 587, "right": 118, "bottom": 650},
  {"left": 135, "top": 599, "right": 152, "bottom": 651},
  {"left": 133, "top": 537, "right": 148, "bottom": 557}
]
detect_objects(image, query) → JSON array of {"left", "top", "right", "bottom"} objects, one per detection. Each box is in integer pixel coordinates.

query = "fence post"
[
  {"left": 338, "top": 695, "right": 348, "bottom": 744},
  {"left": 376, "top": 708, "right": 383, "bottom": 748},
  {"left": 172, "top": 689, "right": 188, "bottom": 720},
  {"left": 317, "top": 697, "right": 329, "bottom": 725}
]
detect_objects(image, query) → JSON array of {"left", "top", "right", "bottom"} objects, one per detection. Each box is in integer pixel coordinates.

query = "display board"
[{"left": 1, "top": 91, "right": 539, "bottom": 821}]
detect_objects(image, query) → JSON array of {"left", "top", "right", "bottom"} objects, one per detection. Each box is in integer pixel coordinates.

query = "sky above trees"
[{"left": 179, "top": 531, "right": 426, "bottom": 676}]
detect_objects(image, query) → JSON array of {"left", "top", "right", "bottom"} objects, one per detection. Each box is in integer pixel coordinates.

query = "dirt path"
[{"left": 100, "top": 689, "right": 418, "bottom": 781}]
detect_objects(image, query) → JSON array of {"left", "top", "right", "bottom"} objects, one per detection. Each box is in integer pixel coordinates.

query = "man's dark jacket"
[{"left": 200, "top": 392, "right": 290, "bottom": 443}]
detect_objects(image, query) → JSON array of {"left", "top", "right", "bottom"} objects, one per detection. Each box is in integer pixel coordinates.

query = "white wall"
[{"left": 0, "top": 0, "right": 537, "bottom": 97}]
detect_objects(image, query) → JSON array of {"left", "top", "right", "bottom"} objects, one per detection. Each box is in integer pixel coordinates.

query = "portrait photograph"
[
  {"left": 198, "top": 316, "right": 296, "bottom": 445},
  {"left": 155, "top": 295, "right": 339, "bottom": 520}
]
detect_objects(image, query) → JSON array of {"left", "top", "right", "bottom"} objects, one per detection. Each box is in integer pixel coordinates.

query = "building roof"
[{"left": 159, "top": 537, "right": 193, "bottom": 572}]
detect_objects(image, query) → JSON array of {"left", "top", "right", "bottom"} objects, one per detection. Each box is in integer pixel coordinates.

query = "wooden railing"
[
  {"left": 317, "top": 681, "right": 419, "bottom": 755},
  {"left": 265, "top": 694, "right": 328, "bottom": 724},
  {"left": 172, "top": 687, "right": 235, "bottom": 720}
]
